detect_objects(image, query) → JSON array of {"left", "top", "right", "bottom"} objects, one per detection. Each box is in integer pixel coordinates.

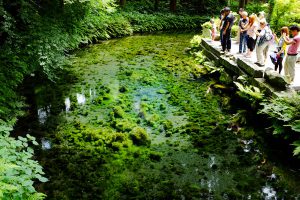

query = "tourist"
[
  {"left": 283, "top": 25, "right": 300, "bottom": 83},
  {"left": 273, "top": 27, "right": 289, "bottom": 74},
  {"left": 210, "top": 19, "right": 217, "bottom": 41},
  {"left": 242, "top": 14, "right": 258, "bottom": 58},
  {"left": 238, "top": 11, "right": 249, "bottom": 54},
  {"left": 236, "top": 8, "right": 245, "bottom": 44},
  {"left": 255, "top": 19, "right": 273, "bottom": 67},
  {"left": 221, "top": 7, "right": 235, "bottom": 54},
  {"left": 219, "top": 9, "right": 225, "bottom": 45},
  {"left": 257, "top": 12, "right": 266, "bottom": 33}
]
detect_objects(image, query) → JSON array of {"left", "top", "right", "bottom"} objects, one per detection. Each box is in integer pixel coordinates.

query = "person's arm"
[
  {"left": 242, "top": 22, "right": 251, "bottom": 32},
  {"left": 223, "top": 21, "right": 230, "bottom": 35},
  {"left": 284, "top": 36, "right": 296, "bottom": 45},
  {"left": 241, "top": 21, "right": 248, "bottom": 29},
  {"left": 218, "top": 18, "right": 223, "bottom": 30}
]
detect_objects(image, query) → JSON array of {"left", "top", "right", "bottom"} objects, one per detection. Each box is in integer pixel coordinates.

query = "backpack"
[{"left": 258, "top": 28, "right": 273, "bottom": 46}]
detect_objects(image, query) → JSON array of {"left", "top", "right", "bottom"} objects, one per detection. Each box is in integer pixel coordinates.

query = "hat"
[{"left": 224, "top": 7, "right": 230, "bottom": 12}]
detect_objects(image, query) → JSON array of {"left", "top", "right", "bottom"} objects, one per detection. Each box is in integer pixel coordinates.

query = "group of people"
[{"left": 210, "top": 7, "right": 300, "bottom": 84}]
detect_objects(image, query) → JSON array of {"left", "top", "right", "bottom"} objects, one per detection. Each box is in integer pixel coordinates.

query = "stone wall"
[{"left": 198, "top": 38, "right": 291, "bottom": 96}]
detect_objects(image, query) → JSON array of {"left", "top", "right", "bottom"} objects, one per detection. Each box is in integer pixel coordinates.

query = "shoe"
[{"left": 255, "top": 62, "right": 265, "bottom": 67}]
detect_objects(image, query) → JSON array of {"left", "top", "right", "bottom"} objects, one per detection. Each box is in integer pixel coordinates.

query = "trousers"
[
  {"left": 256, "top": 42, "right": 270, "bottom": 65},
  {"left": 284, "top": 55, "right": 297, "bottom": 83},
  {"left": 222, "top": 29, "right": 231, "bottom": 52}
]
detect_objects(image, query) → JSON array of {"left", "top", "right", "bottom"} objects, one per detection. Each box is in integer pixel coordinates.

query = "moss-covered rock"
[
  {"left": 113, "top": 106, "right": 126, "bottom": 118},
  {"left": 130, "top": 127, "right": 150, "bottom": 146},
  {"left": 149, "top": 151, "right": 163, "bottom": 161},
  {"left": 115, "top": 119, "right": 135, "bottom": 132}
]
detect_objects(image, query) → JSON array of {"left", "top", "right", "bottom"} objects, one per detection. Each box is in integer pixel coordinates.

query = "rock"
[
  {"left": 264, "top": 69, "right": 287, "bottom": 91},
  {"left": 237, "top": 58, "right": 264, "bottom": 78}
]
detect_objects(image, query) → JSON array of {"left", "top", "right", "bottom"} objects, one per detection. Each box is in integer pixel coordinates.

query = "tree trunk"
[
  {"left": 239, "top": 0, "right": 246, "bottom": 8},
  {"left": 59, "top": 0, "right": 64, "bottom": 12},
  {"left": 154, "top": 0, "right": 160, "bottom": 11},
  {"left": 170, "top": 0, "right": 176, "bottom": 12},
  {"left": 120, "top": 0, "right": 126, "bottom": 7}
]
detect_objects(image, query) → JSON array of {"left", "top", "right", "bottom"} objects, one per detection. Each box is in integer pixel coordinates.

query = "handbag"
[{"left": 269, "top": 52, "right": 277, "bottom": 65}]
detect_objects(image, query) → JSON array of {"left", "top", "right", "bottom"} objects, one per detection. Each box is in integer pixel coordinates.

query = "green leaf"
[
  {"left": 35, "top": 174, "right": 48, "bottom": 183},
  {"left": 291, "top": 121, "right": 300, "bottom": 132},
  {"left": 293, "top": 146, "right": 300, "bottom": 156}
]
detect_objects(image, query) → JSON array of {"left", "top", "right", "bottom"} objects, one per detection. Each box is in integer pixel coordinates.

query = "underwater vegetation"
[{"left": 26, "top": 33, "right": 300, "bottom": 199}]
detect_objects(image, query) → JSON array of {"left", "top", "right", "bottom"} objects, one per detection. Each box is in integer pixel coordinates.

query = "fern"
[
  {"left": 292, "top": 140, "right": 300, "bottom": 156},
  {"left": 234, "top": 81, "right": 263, "bottom": 100}
]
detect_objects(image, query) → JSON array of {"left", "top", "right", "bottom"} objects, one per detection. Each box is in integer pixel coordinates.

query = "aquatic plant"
[
  {"left": 113, "top": 106, "right": 126, "bottom": 118},
  {"left": 130, "top": 127, "right": 150, "bottom": 146},
  {"left": 190, "top": 35, "right": 202, "bottom": 48}
]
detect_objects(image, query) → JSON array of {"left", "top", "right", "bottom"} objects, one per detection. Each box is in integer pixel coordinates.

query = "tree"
[
  {"left": 170, "top": 0, "right": 176, "bottom": 11},
  {"left": 154, "top": 0, "right": 160, "bottom": 10},
  {"left": 120, "top": 0, "right": 126, "bottom": 7},
  {"left": 239, "top": 0, "right": 245, "bottom": 8}
]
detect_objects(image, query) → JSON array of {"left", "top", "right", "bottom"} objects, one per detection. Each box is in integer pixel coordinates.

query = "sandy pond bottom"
[{"left": 24, "top": 33, "right": 300, "bottom": 199}]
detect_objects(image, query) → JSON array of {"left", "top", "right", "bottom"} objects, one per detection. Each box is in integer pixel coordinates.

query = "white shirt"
[{"left": 247, "top": 22, "right": 258, "bottom": 39}]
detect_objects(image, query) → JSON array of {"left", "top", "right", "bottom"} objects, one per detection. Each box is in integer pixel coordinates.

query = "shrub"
[
  {"left": 0, "top": 126, "right": 47, "bottom": 199},
  {"left": 231, "top": 25, "right": 239, "bottom": 38},
  {"left": 259, "top": 95, "right": 300, "bottom": 157},
  {"left": 270, "top": 0, "right": 300, "bottom": 32}
]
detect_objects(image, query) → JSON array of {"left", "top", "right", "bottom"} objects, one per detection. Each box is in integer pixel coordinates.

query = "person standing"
[
  {"left": 283, "top": 25, "right": 300, "bottom": 83},
  {"left": 242, "top": 14, "right": 258, "bottom": 58},
  {"left": 210, "top": 19, "right": 217, "bottom": 41},
  {"left": 221, "top": 7, "right": 235, "bottom": 54},
  {"left": 236, "top": 8, "right": 244, "bottom": 44},
  {"left": 255, "top": 19, "right": 272, "bottom": 67},
  {"left": 238, "top": 11, "right": 249, "bottom": 54},
  {"left": 274, "top": 27, "right": 289, "bottom": 74},
  {"left": 219, "top": 9, "right": 225, "bottom": 45}
]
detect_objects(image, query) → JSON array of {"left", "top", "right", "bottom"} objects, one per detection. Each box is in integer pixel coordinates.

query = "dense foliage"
[
  {"left": 260, "top": 96, "right": 300, "bottom": 157},
  {"left": 0, "top": 0, "right": 208, "bottom": 197},
  {"left": 270, "top": 0, "right": 300, "bottom": 32},
  {"left": 0, "top": 126, "right": 47, "bottom": 199}
]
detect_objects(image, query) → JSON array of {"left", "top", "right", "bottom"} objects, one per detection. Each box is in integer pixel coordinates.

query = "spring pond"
[{"left": 18, "top": 33, "right": 300, "bottom": 199}]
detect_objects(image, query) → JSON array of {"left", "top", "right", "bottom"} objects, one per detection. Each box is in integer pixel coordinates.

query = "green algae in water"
[{"left": 30, "top": 33, "right": 300, "bottom": 199}]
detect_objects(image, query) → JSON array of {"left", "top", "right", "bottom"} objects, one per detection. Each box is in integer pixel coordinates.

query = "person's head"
[
  {"left": 242, "top": 11, "right": 248, "bottom": 19},
  {"left": 239, "top": 8, "right": 244, "bottom": 15},
  {"left": 220, "top": 9, "right": 225, "bottom": 15},
  {"left": 258, "top": 11, "right": 265, "bottom": 19},
  {"left": 248, "top": 14, "right": 256, "bottom": 26},
  {"left": 210, "top": 19, "right": 214, "bottom": 24},
  {"left": 259, "top": 19, "right": 267, "bottom": 28},
  {"left": 224, "top": 7, "right": 230, "bottom": 15},
  {"left": 289, "top": 25, "right": 300, "bottom": 37},
  {"left": 280, "top": 26, "right": 289, "bottom": 36}
]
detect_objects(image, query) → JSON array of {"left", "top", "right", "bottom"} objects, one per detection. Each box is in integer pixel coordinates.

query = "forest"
[{"left": 0, "top": 0, "right": 300, "bottom": 199}]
